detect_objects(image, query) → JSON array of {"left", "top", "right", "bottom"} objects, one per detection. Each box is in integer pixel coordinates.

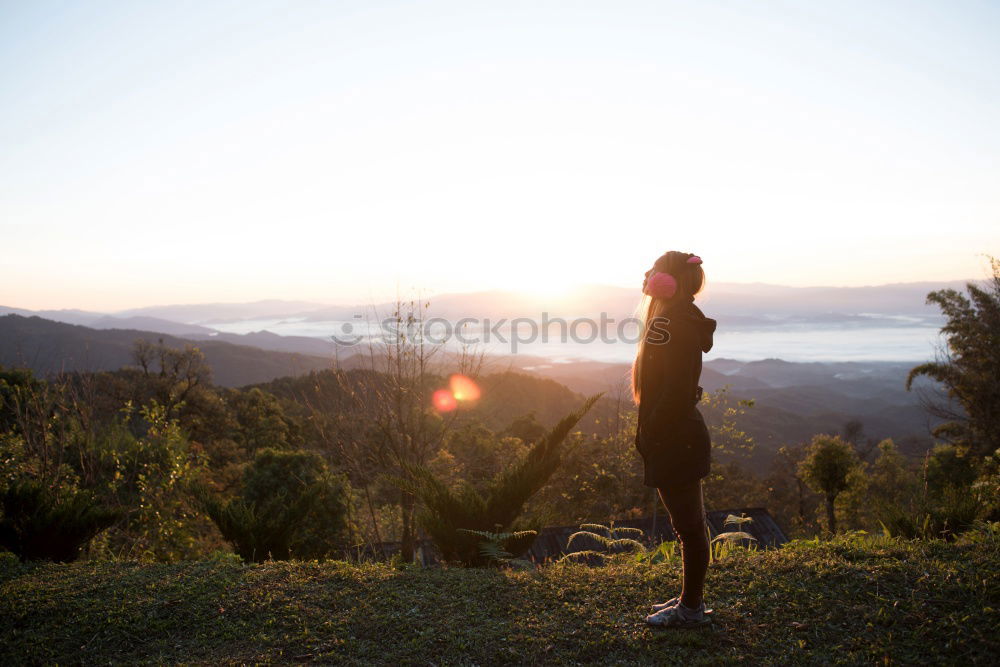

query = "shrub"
[
  {"left": 876, "top": 485, "right": 982, "bottom": 541},
  {"left": 874, "top": 446, "right": 986, "bottom": 540},
  {"left": 198, "top": 448, "right": 350, "bottom": 562},
  {"left": 972, "top": 448, "right": 1000, "bottom": 522},
  {"left": 0, "top": 479, "right": 119, "bottom": 562}
]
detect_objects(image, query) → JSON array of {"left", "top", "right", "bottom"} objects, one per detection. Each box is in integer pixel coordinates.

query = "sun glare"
[
  {"left": 449, "top": 374, "right": 482, "bottom": 402},
  {"left": 432, "top": 389, "right": 457, "bottom": 412},
  {"left": 432, "top": 375, "right": 482, "bottom": 412}
]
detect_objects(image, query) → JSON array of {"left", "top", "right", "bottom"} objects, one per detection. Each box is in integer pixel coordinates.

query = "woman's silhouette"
[{"left": 633, "top": 250, "right": 717, "bottom": 628}]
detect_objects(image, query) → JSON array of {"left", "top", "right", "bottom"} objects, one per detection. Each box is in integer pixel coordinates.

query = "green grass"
[{"left": 1, "top": 525, "right": 998, "bottom": 665}]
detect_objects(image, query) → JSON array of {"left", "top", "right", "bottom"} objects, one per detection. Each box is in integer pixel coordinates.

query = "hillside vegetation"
[
  {"left": 2, "top": 525, "right": 997, "bottom": 665},
  {"left": 0, "top": 315, "right": 334, "bottom": 387}
]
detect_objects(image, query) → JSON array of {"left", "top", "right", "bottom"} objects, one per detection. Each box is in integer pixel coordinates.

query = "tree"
[
  {"left": 229, "top": 387, "right": 300, "bottom": 454},
  {"left": 837, "top": 438, "right": 922, "bottom": 532},
  {"left": 924, "top": 444, "right": 978, "bottom": 497},
  {"left": 131, "top": 339, "right": 211, "bottom": 416},
  {"left": 868, "top": 439, "right": 919, "bottom": 513},
  {"left": 907, "top": 256, "right": 1000, "bottom": 459},
  {"left": 798, "top": 434, "right": 859, "bottom": 534},
  {"left": 501, "top": 412, "right": 547, "bottom": 444},
  {"left": 306, "top": 296, "right": 485, "bottom": 562}
]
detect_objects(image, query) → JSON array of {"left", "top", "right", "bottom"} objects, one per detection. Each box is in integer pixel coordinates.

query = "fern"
[
  {"left": 576, "top": 523, "right": 644, "bottom": 540},
  {"left": 557, "top": 549, "right": 609, "bottom": 563},
  {"left": 565, "top": 531, "right": 644, "bottom": 553},
  {"left": 0, "top": 480, "right": 120, "bottom": 563},
  {"left": 611, "top": 526, "right": 645, "bottom": 539},
  {"left": 562, "top": 521, "right": 646, "bottom": 562},
  {"left": 457, "top": 529, "right": 537, "bottom": 569},
  {"left": 722, "top": 513, "right": 754, "bottom": 528},
  {"left": 578, "top": 523, "right": 612, "bottom": 535},
  {"left": 195, "top": 448, "right": 349, "bottom": 562},
  {"left": 402, "top": 394, "right": 602, "bottom": 566},
  {"left": 710, "top": 514, "right": 758, "bottom": 559}
]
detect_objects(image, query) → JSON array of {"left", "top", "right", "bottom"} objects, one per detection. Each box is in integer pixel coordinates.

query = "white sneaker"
[
  {"left": 645, "top": 601, "right": 713, "bottom": 628},
  {"left": 650, "top": 596, "right": 680, "bottom": 612},
  {"left": 651, "top": 597, "right": 714, "bottom": 614}
]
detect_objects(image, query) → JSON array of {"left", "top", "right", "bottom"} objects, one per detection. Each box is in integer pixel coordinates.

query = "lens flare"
[
  {"left": 432, "top": 389, "right": 457, "bottom": 412},
  {"left": 449, "top": 374, "right": 481, "bottom": 401}
]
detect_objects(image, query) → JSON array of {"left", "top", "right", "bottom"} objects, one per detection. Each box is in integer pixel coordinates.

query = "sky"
[{"left": 2, "top": 0, "right": 998, "bottom": 311}]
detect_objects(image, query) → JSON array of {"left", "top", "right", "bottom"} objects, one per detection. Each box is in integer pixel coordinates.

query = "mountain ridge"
[
  {"left": 2, "top": 277, "right": 976, "bottom": 326},
  {"left": 0, "top": 314, "right": 941, "bottom": 473}
]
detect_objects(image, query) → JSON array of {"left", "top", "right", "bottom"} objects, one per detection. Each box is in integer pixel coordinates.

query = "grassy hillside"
[
  {"left": 2, "top": 525, "right": 996, "bottom": 665},
  {"left": 0, "top": 315, "right": 335, "bottom": 387}
]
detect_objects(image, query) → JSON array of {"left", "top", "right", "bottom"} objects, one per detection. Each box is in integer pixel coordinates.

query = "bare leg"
[{"left": 657, "top": 479, "right": 709, "bottom": 608}]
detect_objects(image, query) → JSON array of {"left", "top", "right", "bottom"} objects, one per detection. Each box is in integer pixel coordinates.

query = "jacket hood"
[
  {"left": 665, "top": 297, "right": 717, "bottom": 353},
  {"left": 691, "top": 305, "right": 717, "bottom": 353}
]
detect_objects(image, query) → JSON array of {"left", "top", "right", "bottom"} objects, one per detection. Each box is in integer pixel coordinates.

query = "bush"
[
  {"left": 876, "top": 485, "right": 982, "bottom": 541},
  {"left": 198, "top": 448, "right": 350, "bottom": 562},
  {"left": 0, "top": 479, "right": 119, "bottom": 562},
  {"left": 972, "top": 448, "right": 1000, "bottom": 522},
  {"left": 875, "top": 445, "right": 987, "bottom": 540}
]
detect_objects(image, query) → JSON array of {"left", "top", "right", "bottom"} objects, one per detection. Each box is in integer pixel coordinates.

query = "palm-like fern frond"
[
  {"left": 565, "top": 530, "right": 644, "bottom": 552},
  {"left": 712, "top": 514, "right": 758, "bottom": 547},
  {"left": 457, "top": 528, "right": 538, "bottom": 568},
  {"left": 401, "top": 394, "right": 602, "bottom": 566},
  {"left": 578, "top": 523, "right": 612, "bottom": 535},
  {"left": 723, "top": 513, "right": 754, "bottom": 528},
  {"left": 557, "top": 549, "right": 609, "bottom": 563},
  {"left": 711, "top": 531, "right": 757, "bottom": 543},
  {"left": 563, "top": 520, "right": 647, "bottom": 561}
]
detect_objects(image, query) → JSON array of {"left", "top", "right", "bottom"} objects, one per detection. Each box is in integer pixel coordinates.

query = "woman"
[{"left": 633, "top": 250, "right": 717, "bottom": 629}]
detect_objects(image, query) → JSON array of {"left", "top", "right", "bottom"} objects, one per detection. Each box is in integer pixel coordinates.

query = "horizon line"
[{"left": 1, "top": 275, "right": 982, "bottom": 314}]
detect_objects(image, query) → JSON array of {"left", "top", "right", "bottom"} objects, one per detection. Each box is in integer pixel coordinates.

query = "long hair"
[{"left": 631, "top": 251, "right": 706, "bottom": 404}]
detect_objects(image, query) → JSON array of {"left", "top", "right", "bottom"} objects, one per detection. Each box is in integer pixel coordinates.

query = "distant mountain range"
[
  {"left": 5, "top": 279, "right": 958, "bottom": 467},
  {"left": 506, "top": 353, "right": 942, "bottom": 471},
  {"left": 0, "top": 313, "right": 944, "bottom": 473},
  {"left": 0, "top": 315, "right": 335, "bottom": 387},
  {"left": 0, "top": 306, "right": 216, "bottom": 336},
  {"left": 116, "top": 300, "right": 326, "bottom": 325},
  {"left": 3, "top": 278, "right": 973, "bottom": 336}
]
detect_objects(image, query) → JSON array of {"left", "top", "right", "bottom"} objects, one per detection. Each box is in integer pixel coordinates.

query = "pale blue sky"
[{"left": 2, "top": 0, "right": 998, "bottom": 310}]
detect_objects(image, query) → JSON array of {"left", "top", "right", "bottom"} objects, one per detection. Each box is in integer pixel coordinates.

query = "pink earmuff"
[{"left": 643, "top": 271, "right": 678, "bottom": 299}]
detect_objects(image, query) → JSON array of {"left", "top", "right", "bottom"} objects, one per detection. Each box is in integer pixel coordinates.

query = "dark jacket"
[{"left": 634, "top": 296, "right": 717, "bottom": 488}]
